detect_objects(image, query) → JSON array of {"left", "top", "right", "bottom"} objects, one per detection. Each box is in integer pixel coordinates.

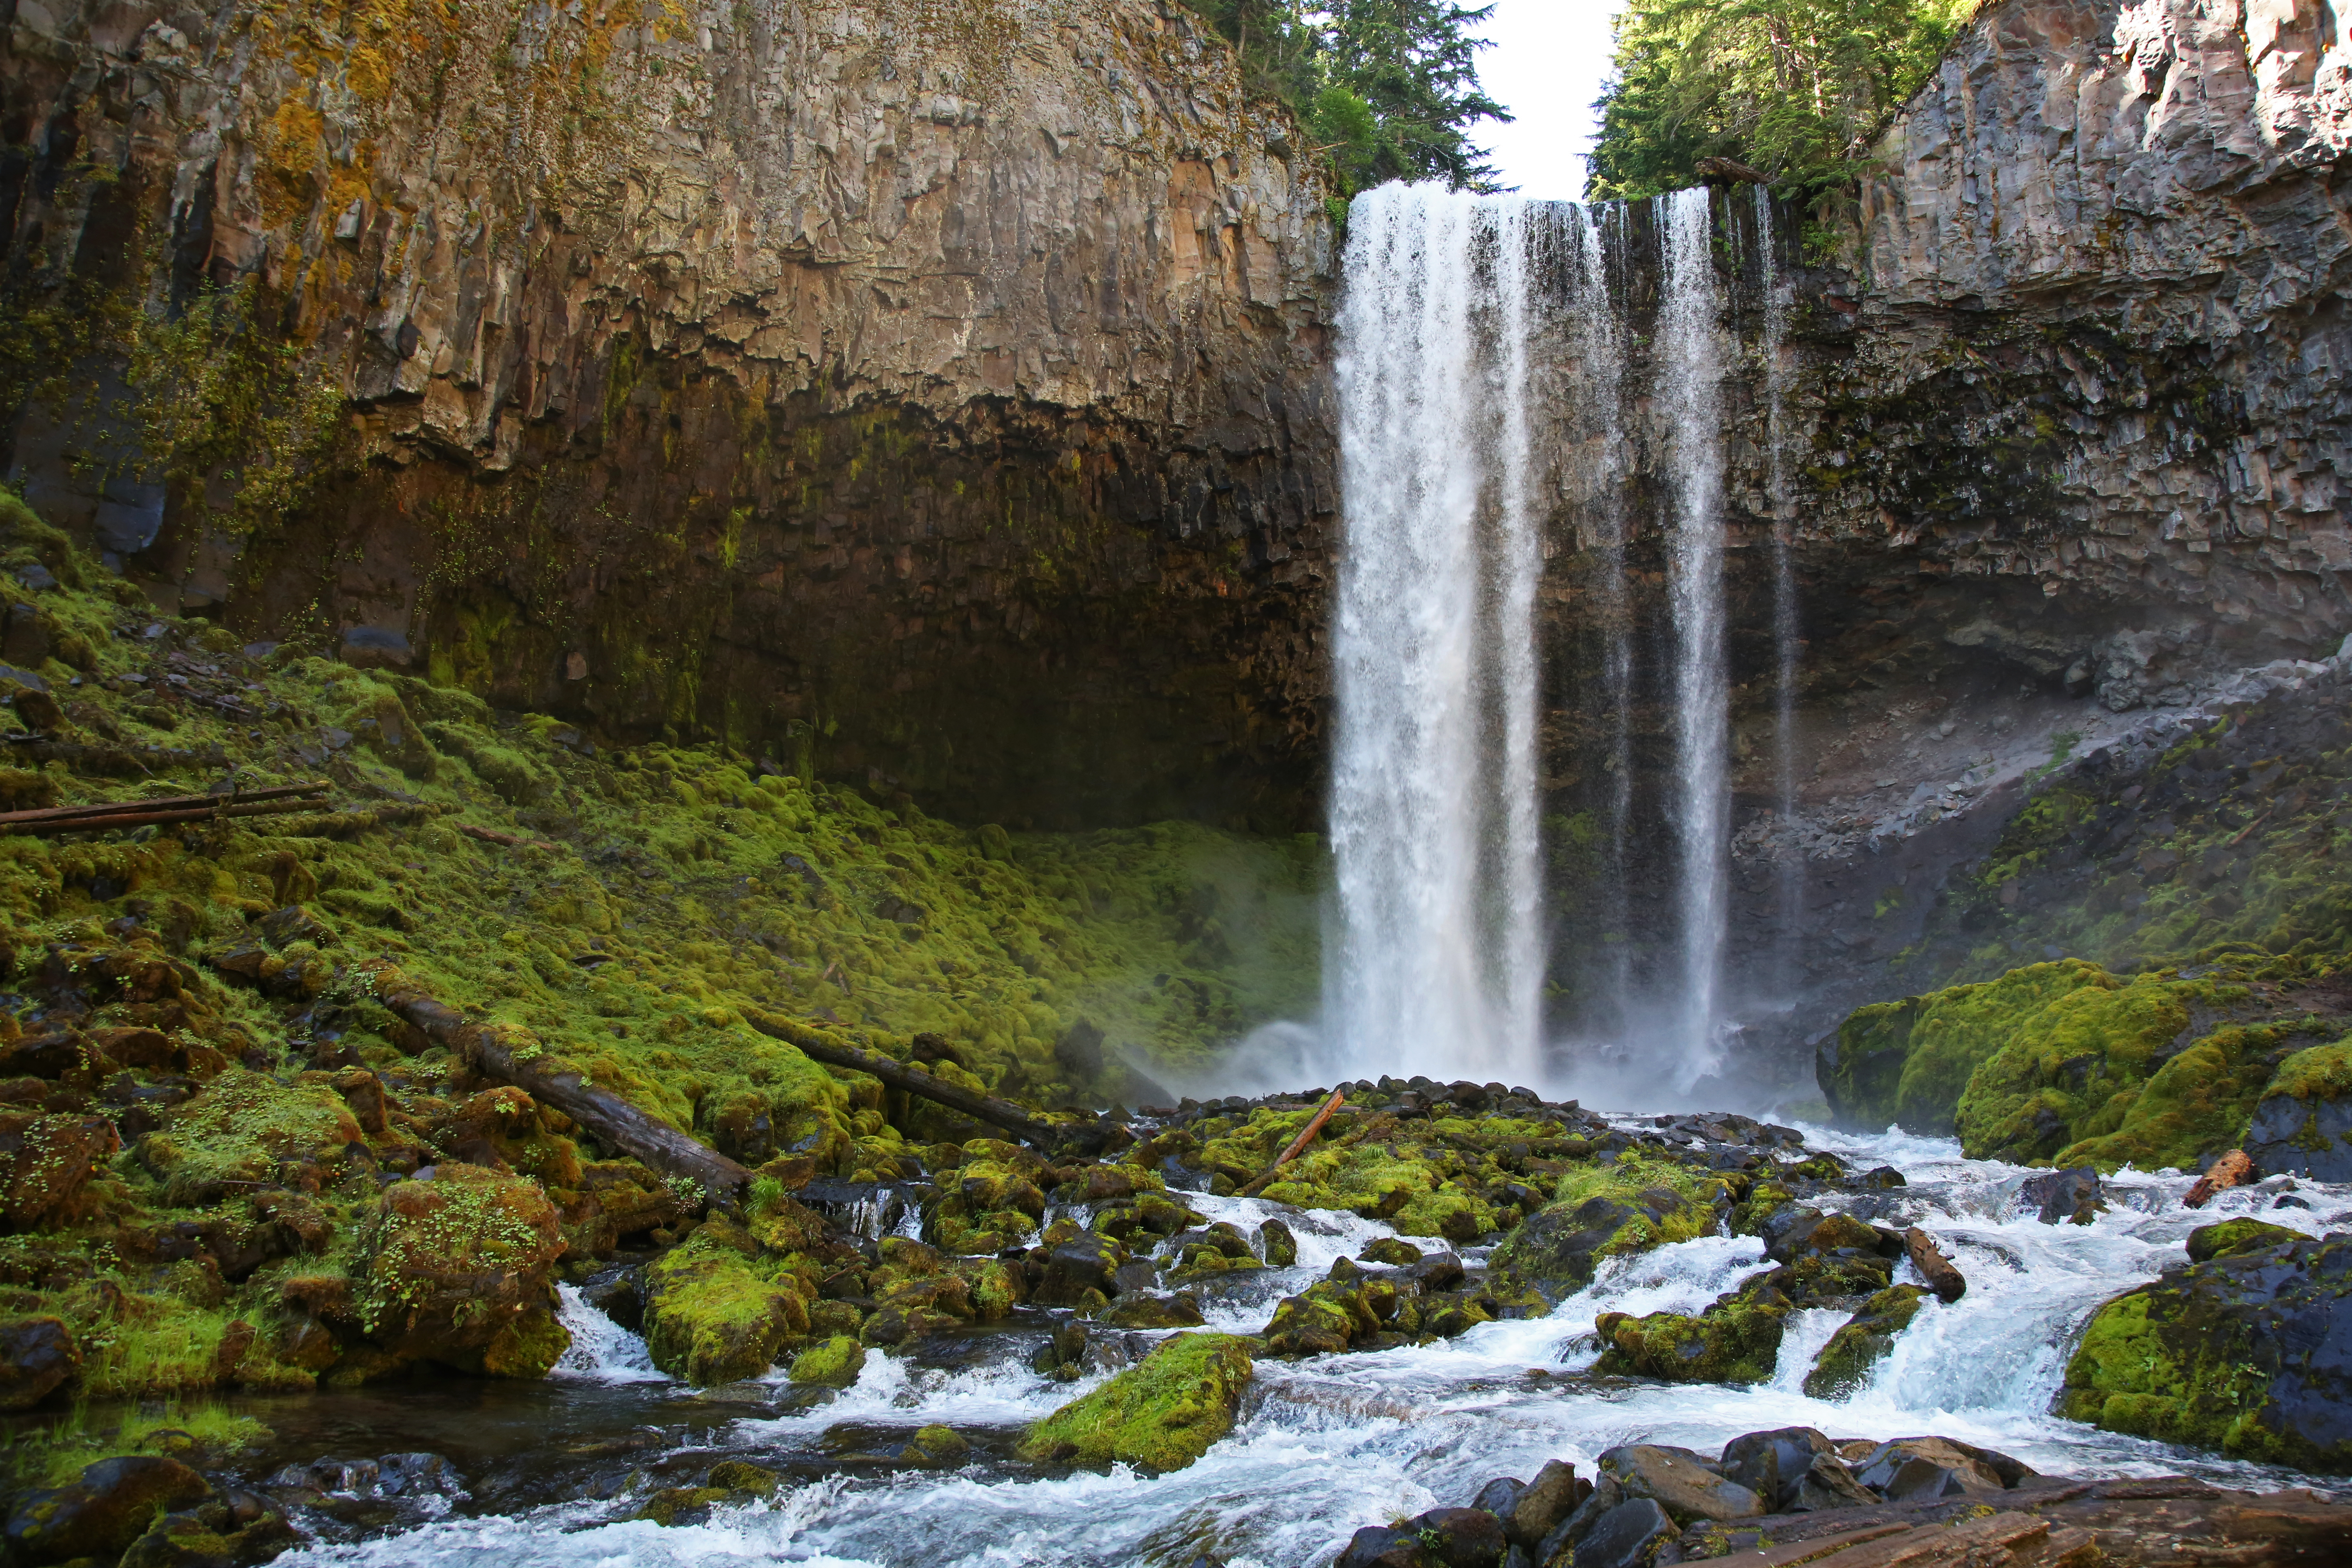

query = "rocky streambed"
[{"left": 12, "top": 1092, "right": 2350, "bottom": 1568}]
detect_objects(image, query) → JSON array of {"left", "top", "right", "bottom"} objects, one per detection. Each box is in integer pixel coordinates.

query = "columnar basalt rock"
[{"left": 0, "top": 0, "right": 1336, "bottom": 827}]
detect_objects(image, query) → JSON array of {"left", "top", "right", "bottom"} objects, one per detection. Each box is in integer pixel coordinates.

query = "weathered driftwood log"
[
  {"left": 0, "top": 780, "right": 331, "bottom": 835},
  {"left": 1238, "top": 1089, "right": 1345, "bottom": 1198},
  {"left": 365, "top": 963, "right": 754, "bottom": 1203},
  {"left": 745, "top": 1009, "right": 1120, "bottom": 1153},
  {"left": 1902, "top": 1226, "right": 1967, "bottom": 1303},
  {"left": 2184, "top": 1149, "right": 2256, "bottom": 1209}
]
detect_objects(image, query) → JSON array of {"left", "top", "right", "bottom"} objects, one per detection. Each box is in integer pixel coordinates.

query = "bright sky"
[{"left": 1473, "top": 0, "right": 1628, "bottom": 198}]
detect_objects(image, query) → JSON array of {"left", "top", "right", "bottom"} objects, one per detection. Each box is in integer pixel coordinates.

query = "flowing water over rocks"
[{"left": 197, "top": 1121, "right": 2351, "bottom": 1567}]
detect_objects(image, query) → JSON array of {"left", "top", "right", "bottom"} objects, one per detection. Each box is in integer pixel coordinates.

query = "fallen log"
[
  {"left": 1902, "top": 1225, "right": 1967, "bottom": 1303},
  {"left": 1238, "top": 1088, "right": 1346, "bottom": 1198},
  {"left": 0, "top": 780, "right": 330, "bottom": 834},
  {"left": 745, "top": 1007, "right": 1120, "bottom": 1153},
  {"left": 363, "top": 962, "right": 754, "bottom": 1204},
  {"left": 2185, "top": 1149, "right": 2256, "bottom": 1209}
]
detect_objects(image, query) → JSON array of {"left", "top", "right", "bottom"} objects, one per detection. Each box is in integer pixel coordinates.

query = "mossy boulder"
[
  {"left": 134, "top": 1069, "right": 363, "bottom": 1207},
  {"left": 1017, "top": 1332, "right": 1253, "bottom": 1472},
  {"left": 639, "top": 1236, "right": 813, "bottom": 1384},
  {"left": 1801, "top": 1285, "right": 1929, "bottom": 1398},
  {"left": 352, "top": 1163, "right": 569, "bottom": 1377},
  {"left": 3, "top": 1455, "right": 212, "bottom": 1563},
  {"left": 1822, "top": 957, "right": 2293, "bottom": 1171},
  {"left": 1592, "top": 1293, "right": 1788, "bottom": 1385},
  {"left": 1819, "top": 961, "right": 2114, "bottom": 1134},
  {"left": 2058, "top": 1229, "right": 2352, "bottom": 1471},
  {"left": 2185, "top": 1218, "right": 2303, "bottom": 1264},
  {"left": 0, "top": 1112, "right": 119, "bottom": 1231},
  {"left": 1491, "top": 1155, "right": 1725, "bottom": 1298},
  {"left": 786, "top": 1335, "right": 866, "bottom": 1388},
  {"left": 2247, "top": 1038, "right": 2352, "bottom": 1180}
]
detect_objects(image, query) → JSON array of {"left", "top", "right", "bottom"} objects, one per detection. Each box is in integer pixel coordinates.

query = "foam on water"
[{"left": 287, "top": 1129, "right": 2352, "bottom": 1567}]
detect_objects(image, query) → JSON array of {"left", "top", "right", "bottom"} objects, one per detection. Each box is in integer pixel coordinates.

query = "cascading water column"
[
  {"left": 1755, "top": 186, "right": 1804, "bottom": 997},
  {"left": 1657, "top": 187, "right": 1731, "bottom": 1082},
  {"left": 1327, "top": 185, "right": 1543, "bottom": 1085}
]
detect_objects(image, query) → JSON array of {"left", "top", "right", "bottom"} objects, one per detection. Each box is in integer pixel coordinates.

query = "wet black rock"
[
  {"left": 1720, "top": 1428, "right": 1875, "bottom": 1512},
  {"left": 0, "top": 1314, "right": 77, "bottom": 1410},
  {"left": 2018, "top": 1166, "right": 2107, "bottom": 1225},
  {"left": 1407, "top": 1506, "right": 1507, "bottom": 1566},
  {"left": 1850, "top": 1436, "right": 2032, "bottom": 1501},
  {"left": 1566, "top": 1498, "right": 1677, "bottom": 1568},
  {"left": 1259, "top": 1217, "right": 1298, "bottom": 1267},
  {"left": 1595, "top": 1444, "right": 1764, "bottom": 1523},
  {"left": 1334, "top": 1525, "right": 1425, "bottom": 1567},
  {"left": 1034, "top": 1231, "right": 1129, "bottom": 1305}
]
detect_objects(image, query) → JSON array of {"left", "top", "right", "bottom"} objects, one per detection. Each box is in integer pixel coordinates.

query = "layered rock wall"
[{"left": 0, "top": 0, "right": 1335, "bottom": 826}]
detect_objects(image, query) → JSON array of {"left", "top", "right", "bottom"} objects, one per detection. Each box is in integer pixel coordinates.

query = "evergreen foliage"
[
  {"left": 1588, "top": 0, "right": 1979, "bottom": 209},
  {"left": 1187, "top": 1, "right": 1510, "bottom": 196}
]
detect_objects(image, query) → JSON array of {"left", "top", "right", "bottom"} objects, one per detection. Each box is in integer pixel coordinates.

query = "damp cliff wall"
[
  {"left": 1531, "top": 0, "right": 2352, "bottom": 1075},
  {"left": 0, "top": 0, "right": 1336, "bottom": 829}
]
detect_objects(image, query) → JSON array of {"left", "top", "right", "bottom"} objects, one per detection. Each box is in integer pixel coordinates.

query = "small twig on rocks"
[{"left": 1238, "top": 1088, "right": 1346, "bottom": 1198}]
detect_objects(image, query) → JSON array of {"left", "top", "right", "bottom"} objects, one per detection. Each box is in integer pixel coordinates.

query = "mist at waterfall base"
[
  {"left": 270, "top": 1136, "right": 2352, "bottom": 1568},
  {"left": 1209, "top": 182, "right": 1806, "bottom": 1115}
]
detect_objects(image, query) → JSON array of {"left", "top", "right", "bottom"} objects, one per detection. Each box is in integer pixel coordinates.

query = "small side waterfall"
[
  {"left": 1658, "top": 188, "right": 1732, "bottom": 1084},
  {"left": 1327, "top": 185, "right": 1544, "bottom": 1085},
  {"left": 1756, "top": 186, "right": 1804, "bottom": 999}
]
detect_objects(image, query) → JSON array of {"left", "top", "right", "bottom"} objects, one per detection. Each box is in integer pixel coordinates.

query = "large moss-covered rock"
[
  {"left": 1490, "top": 1156, "right": 1726, "bottom": 1299},
  {"left": 1802, "top": 1285, "right": 1930, "bottom": 1398},
  {"left": 1592, "top": 1295, "right": 1788, "bottom": 1385},
  {"left": 2058, "top": 1229, "right": 2352, "bottom": 1471},
  {"left": 352, "top": 1164, "right": 570, "bottom": 1377},
  {"left": 1017, "top": 1332, "right": 1252, "bottom": 1472},
  {"left": 1818, "top": 961, "right": 2114, "bottom": 1134},
  {"left": 134, "top": 1069, "right": 364, "bottom": 1207},
  {"left": 2247, "top": 1039, "right": 2352, "bottom": 1180},
  {"left": 639, "top": 1236, "right": 813, "bottom": 1385},
  {"left": 1819, "top": 956, "right": 2299, "bottom": 1172}
]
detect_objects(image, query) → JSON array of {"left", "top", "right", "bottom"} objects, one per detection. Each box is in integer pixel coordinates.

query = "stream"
[{"left": 244, "top": 1124, "right": 2350, "bottom": 1567}]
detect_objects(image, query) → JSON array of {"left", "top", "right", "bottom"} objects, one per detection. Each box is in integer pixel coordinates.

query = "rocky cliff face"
[
  {"left": 0, "top": 0, "right": 1335, "bottom": 827},
  {"left": 1532, "top": 0, "right": 2352, "bottom": 1080}
]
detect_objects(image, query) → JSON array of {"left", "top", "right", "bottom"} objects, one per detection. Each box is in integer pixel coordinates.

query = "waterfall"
[
  {"left": 1570, "top": 206, "right": 1635, "bottom": 1026},
  {"left": 1659, "top": 187, "right": 1731, "bottom": 1083},
  {"left": 1755, "top": 186, "right": 1804, "bottom": 997},
  {"left": 1327, "top": 185, "right": 1544, "bottom": 1085}
]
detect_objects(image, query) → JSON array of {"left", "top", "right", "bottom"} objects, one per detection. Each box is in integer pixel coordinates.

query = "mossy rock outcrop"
[
  {"left": 1820, "top": 961, "right": 2116, "bottom": 1135},
  {"left": 352, "top": 1163, "right": 570, "bottom": 1378},
  {"left": 2058, "top": 1227, "right": 2352, "bottom": 1472},
  {"left": 1489, "top": 1154, "right": 1728, "bottom": 1299},
  {"left": 1592, "top": 1294, "right": 1788, "bottom": 1385},
  {"left": 1017, "top": 1332, "right": 1253, "bottom": 1472},
  {"left": 1820, "top": 954, "right": 2321, "bottom": 1172},
  {"left": 638, "top": 1236, "right": 813, "bottom": 1385},
  {"left": 2247, "top": 1038, "right": 2352, "bottom": 1180},
  {"left": 1802, "top": 1285, "right": 1930, "bottom": 1398}
]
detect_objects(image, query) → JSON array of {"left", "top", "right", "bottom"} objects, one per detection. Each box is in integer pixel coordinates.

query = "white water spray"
[
  {"left": 1658, "top": 188, "right": 1732, "bottom": 1083},
  {"left": 1327, "top": 185, "right": 1544, "bottom": 1085}
]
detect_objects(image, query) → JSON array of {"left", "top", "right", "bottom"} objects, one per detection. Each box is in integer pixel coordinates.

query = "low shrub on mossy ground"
[{"left": 1017, "top": 1332, "right": 1253, "bottom": 1472}]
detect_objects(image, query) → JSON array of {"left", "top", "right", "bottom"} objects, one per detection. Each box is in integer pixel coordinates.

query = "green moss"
[
  {"left": 2184, "top": 1218, "right": 2302, "bottom": 1264},
  {"left": 1592, "top": 1293, "right": 1788, "bottom": 1385},
  {"left": 1823, "top": 960, "right": 2117, "bottom": 1134},
  {"left": 786, "top": 1335, "right": 865, "bottom": 1388},
  {"left": 134, "top": 1069, "right": 363, "bottom": 1206},
  {"left": 1800, "top": 1285, "right": 1929, "bottom": 1398},
  {"left": 1017, "top": 1332, "right": 1253, "bottom": 1472},
  {"left": 1952, "top": 970, "right": 2240, "bottom": 1165},
  {"left": 2265, "top": 1038, "right": 2352, "bottom": 1104},
  {"left": 639, "top": 1236, "right": 811, "bottom": 1385},
  {"left": 2057, "top": 1231, "right": 2352, "bottom": 1471}
]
